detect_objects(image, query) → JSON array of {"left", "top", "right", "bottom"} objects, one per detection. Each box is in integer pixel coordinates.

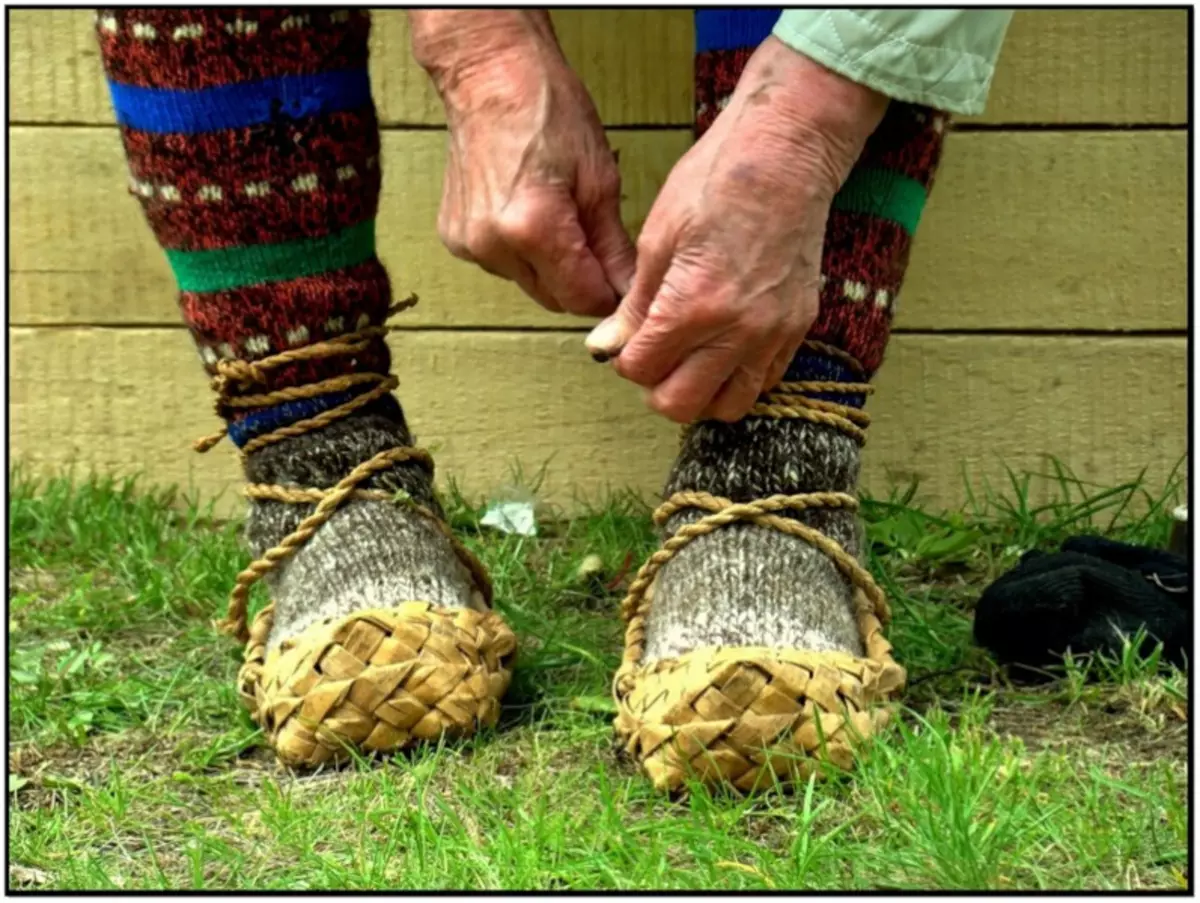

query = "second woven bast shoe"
[
  {"left": 619, "top": 10, "right": 952, "bottom": 794},
  {"left": 242, "top": 603, "right": 517, "bottom": 768},
  {"left": 613, "top": 487, "right": 905, "bottom": 793}
]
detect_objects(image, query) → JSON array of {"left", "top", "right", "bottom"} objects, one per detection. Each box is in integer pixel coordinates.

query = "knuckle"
[
  {"left": 495, "top": 205, "right": 545, "bottom": 252},
  {"left": 463, "top": 222, "right": 502, "bottom": 262},
  {"left": 718, "top": 370, "right": 763, "bottom": 420},
  {"left": 649, "top": 392, "right": 696, "bottom": 424},
  {"left": 441, "top": 233, "right": 472, "bottom": 262},
  {"left": 436, "top": 216, "right": 468, "bottom": 260},
  {"left": 742, "top": 306, "right": 780, "bottom": 337},
  {"left": 688, "top": 294, "right": 730, "bottom": 329},
  {"left": 635, "top": 232, "right": 666, "bottom": 262},
  {"left": 613, "top": 351, "right": 651, "bottom": 386}
]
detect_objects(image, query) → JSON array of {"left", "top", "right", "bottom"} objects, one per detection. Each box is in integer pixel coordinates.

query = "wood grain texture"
[
  {"left": 10, "top": 328, "right": 1186, "bottom": 516},
  {"left": 8, "top": 9, "right": 1186, "bottom": 126},
  {"left": 10, "top": 127, "right": 1185, "bottom": 332},
  {"left": 969, "top": 9, "right": 1188, "bottom": 125},
  {"left": 900, "top": 129, "right": 1186, "bottom": 331}
]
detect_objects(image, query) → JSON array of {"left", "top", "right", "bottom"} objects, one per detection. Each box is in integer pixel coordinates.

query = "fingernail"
[{"left": 585, "top": 317, "right": 625, "bottom": 358}]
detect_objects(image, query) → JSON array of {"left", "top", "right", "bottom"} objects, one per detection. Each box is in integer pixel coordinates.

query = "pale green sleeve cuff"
[{"left": 772, "top": 9, "right": 1014, "bottom": 116}]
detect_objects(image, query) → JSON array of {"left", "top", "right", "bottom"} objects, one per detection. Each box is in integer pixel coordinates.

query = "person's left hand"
[{"left": 585, "top": 38, "right": 888, "bottom": 423}]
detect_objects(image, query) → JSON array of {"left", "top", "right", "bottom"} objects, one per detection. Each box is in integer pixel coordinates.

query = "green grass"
[{"left": 7, "top": 461, "right": 1188, "bottom": 891}]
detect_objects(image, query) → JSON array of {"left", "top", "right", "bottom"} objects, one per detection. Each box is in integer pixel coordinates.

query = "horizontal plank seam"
[
  {"left": 7, "top": 121, "right": 1188, "bottom": 133},
  {"left": 8, "top": 324, "right": 1188, "bottom": 339},
  {"left": 953, "top": 122, "right": 1187, "bottom": 132}
]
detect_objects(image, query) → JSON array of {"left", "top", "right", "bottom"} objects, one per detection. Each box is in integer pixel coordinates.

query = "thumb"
[{"left": 584, "top": 228, "right": 669, "bottom": 362}]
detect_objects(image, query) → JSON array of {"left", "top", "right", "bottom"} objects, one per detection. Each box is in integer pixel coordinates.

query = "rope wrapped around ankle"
[
  {"left": 743, "top": 339, "right": 874, "bottom": 444},
  {"left": 614, "top": 344, "right": 902, "bottom": 791},
  {"left": 194, "top": 296, "right": 493, "bottom": 645},
  {"left": 617, "top": 490, "right": 891, "bottom": 687},
  {"left": 625, "top": 338, "right": 883, "bottom": 639}
]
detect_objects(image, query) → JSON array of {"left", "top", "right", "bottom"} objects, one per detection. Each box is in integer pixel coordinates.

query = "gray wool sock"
[
  {"left": 242, "top": 398, "right": 483, "bottom": 651},
  {"left": 640, "top": 417, "right": 865, "bottom": 662}
]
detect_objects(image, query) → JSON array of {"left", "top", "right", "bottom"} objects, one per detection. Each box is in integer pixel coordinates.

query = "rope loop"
[
  {"left": 618, "top": 490, "right": 890, "bottom": 671},
  {"left": 192, "top": 295, "right": 494, "bottom": 644},
  {"left": 741, "top": 341, "right": 875, "bottom": 444},
  {"left": 621, "top": 342, "right": 887, "bottom": 668}
]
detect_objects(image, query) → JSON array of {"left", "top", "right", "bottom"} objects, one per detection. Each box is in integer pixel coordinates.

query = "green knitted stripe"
[
  {"left": 166, "top": 220, "right": 376, "bottom": 293},
  {"left": 831, "top": 168, "right": 927, "bottom": 235}
]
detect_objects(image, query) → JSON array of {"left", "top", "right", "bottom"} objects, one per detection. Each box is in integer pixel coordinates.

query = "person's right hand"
[{"left": 409, "top": 10, "right": 636, "bottom": 317}]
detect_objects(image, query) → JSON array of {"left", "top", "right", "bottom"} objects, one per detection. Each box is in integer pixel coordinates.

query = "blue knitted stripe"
[
  {"left": 695, "top": 9, "right": 782, "bottom": 52},
  {"left": 782, "top": 352, "right": 869, "bottom": 408},
  {"left": 226, "top": 388, "right": 360, "bottom": 448},
  {"left": 106, "top": 69, "right": 370, "bottom": 134}
]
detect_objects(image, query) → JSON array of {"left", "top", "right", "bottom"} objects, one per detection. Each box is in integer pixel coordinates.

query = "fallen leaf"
[
  {"left": 574, "top": 554, "right": 606, "bottom": 584},
  {"left": 9, "top": 865, "right": 50, "bottom": 886}
]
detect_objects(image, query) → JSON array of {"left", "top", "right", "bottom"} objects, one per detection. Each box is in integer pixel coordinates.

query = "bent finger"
[
  {"left": 645, "top": 342, "right": 743, "bottom": 424},
  {"left": 499, "top": 197, "right": 617, "bottom": 317},
  {"left": 702, "top": 356, "right": 771, "bottom": 423},
  {"left": 615, "top": 280, "right": 731, "bottom": 389}
]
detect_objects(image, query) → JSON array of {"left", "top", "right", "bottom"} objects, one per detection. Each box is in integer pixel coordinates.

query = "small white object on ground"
[{"left": 480, "top": 500, "right": 538, "bottom": 537}]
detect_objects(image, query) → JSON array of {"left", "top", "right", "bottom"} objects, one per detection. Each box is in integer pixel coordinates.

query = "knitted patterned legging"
[
  {"left": 97, "top": 8, "right": 394, "bottom": 450},
  {"left": 97, "top": 8, "right": 943, "bottom": 440}
]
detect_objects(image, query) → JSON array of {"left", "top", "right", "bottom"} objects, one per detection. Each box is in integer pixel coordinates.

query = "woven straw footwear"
[
  {"left": 212, "top": 452, "right": 518, "bottom": 769},
  {"left": 613, "top": 373, "right": 905, "bottom": 793},
  {"left": 236, "top": 600, "right": 516, "bottom": 768},
  {"left": 615, "top": 581, "right": 903, "bottom": 793},
  {"left": 195, "top": 302, "right": 517, "bottom": 768}
]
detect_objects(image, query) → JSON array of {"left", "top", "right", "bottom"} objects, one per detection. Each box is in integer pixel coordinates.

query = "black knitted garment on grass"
[{"left": 973, "top": 535, "right": 1189, "bottom": 677}]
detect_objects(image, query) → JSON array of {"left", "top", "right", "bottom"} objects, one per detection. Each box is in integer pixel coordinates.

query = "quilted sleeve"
[{"left": 772, "top": 9, "right": 1014, "bottom": 115}]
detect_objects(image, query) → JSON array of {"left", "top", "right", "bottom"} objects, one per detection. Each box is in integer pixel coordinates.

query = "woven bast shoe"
[
  {"left": 613, "top": 491, "right": 905, "bottom": 794},
  {"left": 236, "top": 601, "right": 516, "bottom": 768},
  {"left": 209, "top": 447, "right": 519, "bottom": 769},
  {"left": 197, "top": 302, "right": 517, "bottom": 769}
]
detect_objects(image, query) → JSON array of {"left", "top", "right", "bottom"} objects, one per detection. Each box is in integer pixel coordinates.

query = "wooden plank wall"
[{"left": 8, "top": 9, "right": 1189, "bottom": 515}]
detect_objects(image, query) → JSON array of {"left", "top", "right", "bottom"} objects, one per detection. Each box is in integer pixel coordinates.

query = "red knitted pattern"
[
  {"left": 99, "top": 6, "right": 398, "bottom": 404},
  {"left": 96, "top": 8, "right": 370, "bottom": 90},
  {"left": 807, "top": 213, "right": 911, "bottom": 374},
  {"left": 694, "top": 48, "right": 753, "bottom": 137},
  {"left": 121, "top": 109, "right": 381, "bottom": 251},
  {"left": 180, "top": 259, "right": 393, "bottom": 389},
  {"left": 858, "top": 107, "right": 946, "bottom": 189},
  {"left": 820, "top": 213, "right": 911, "bottom": 291}
]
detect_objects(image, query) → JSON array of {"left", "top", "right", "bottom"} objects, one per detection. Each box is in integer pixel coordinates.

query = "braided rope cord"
[
  {"left": 747, "top": 337, "right": 875, "bottom": 446},
  {"left": 618, "top": 342, "right": 889, "bottom": 678},
  {"left": 194, "top": 296, "right": 493, "bottom": 645}
]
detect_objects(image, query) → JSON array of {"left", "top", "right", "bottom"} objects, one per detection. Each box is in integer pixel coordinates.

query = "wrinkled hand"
[
  {"left": 586, "top": 38, "right": 888, "bottom": 423},
  {"left": 411, "top": 11, "right": 635, "bottom": 317}
]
